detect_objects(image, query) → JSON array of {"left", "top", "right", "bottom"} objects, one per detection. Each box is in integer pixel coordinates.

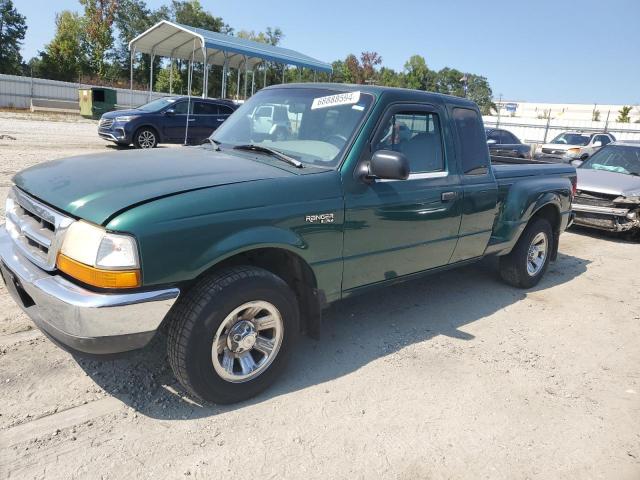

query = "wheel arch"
[{"left": 189, "top": 244, "right": 323, "bottom": 339}]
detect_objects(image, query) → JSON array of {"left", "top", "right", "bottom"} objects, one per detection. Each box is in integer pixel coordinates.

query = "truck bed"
[{"left": 491, "top": 155, "right": 575, "bottom": 180}]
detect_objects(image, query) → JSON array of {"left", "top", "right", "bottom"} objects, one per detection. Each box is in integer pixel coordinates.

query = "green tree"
[
  {"left": 155, "top": 63, "right": 183, "bottom": 93},
  {"left": 30, "top": 11, "right": 87, "bottom": 81},
  {"left": 80, "top": 0, "right": 118, "bottom": 79},
  {"left": 403, "top": 55, "right": 434, "bottom": 91},
  {"left": 465, "top": 74, "right": 495, "bottom": 115},
  {"left": 0, "top": 0, "right": 27, "bottom": 75},
  {"left": 343, "top": 54, "right": 362, "bottom": 84},
  {"left": 171, "top": 0, "right": 230, "bottom": 33},
  {"left": 113, "top": 0, "right": 169, "bottom": 86},
  {"left": 617, "top": 106, "right": 632, "bottom": 123},
  {"left": 378, "top": 67, "right": 403, "bottom": 88}
]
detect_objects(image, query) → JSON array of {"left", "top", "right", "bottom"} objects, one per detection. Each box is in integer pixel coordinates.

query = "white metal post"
[
  {"left": 221, "top": 54, "right": 228, "bottom": 99},
  {"left": 201, "top": 44, "right": 207, "bottom": 98},
  {"left": 251, "top": 70, "right": 255, "bottom": 96},
  {"left": 130, "top": 45, "right": 136, "bottom": 107},
  {"left": 169, "top": 57, "right": 173, "bottom": 94},
  {"left": 149, "top": 51, "right": 155, "bottom": 101},
  {"left": 243, "top": 57, "right": 248, "bottom": 99},
  {"left": 236, "top": 63, "right": 241, "bottom": 99},
  {"left": 263, "top": 63, "right": 267, "bottom": 88}
]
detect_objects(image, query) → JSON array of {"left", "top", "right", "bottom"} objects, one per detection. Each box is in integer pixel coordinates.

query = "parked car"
[
  {"left": 98, "top": 96, "right": 237, "bottom": 148},
  {"left": 485, "top": 128, "right": 532, "bottom": 158},
  {"left": 536, "top": 131, "right": 615, "bottom": 163},
  {"left": 250, "top": 104, "right": 292, "bottom": 141},
  {"left": 570, "top": 141, "right": 640, "bottom": 233},
  {"left": 1, "top": 84, "right": 576, "bottom": 404}
]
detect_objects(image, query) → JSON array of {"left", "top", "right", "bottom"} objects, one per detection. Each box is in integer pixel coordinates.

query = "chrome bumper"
[{"left": 0, "top": 226, "right": 179, "bottom": 354}]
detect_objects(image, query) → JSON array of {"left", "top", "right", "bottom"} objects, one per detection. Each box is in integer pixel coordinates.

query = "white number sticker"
[{"left": 311, "top": 91, "right": 361, "bottom": 110}]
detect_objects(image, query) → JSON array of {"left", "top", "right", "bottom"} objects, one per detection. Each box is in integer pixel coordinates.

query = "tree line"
[{"left": 0, "top": 0, "right": 496, "bottom": 114}]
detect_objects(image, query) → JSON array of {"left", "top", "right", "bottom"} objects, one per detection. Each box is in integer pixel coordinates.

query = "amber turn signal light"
[{"left": 57, "top": 254, "right": 141, "bottom": 289}]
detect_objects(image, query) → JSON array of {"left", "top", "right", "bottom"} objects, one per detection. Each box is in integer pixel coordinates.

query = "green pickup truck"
[{"left": 0, "top": 84, "right": 576, "bottom": 403}]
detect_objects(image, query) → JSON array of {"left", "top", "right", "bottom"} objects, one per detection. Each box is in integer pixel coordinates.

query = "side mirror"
[
  {"left": 368, "top": 150, "right": 410, "bottom": 180},
  {"left": 571, "top": 159, "right": 583, "bottom": 167},
  {"left": 592, "top": 140, "right": 602, "bottom": 147},
  {"left": 165, "top": 108, "right": 175, "bottom": 116},
  {"left": 487, "top": 139, "right": 497, "bottom": 145}
]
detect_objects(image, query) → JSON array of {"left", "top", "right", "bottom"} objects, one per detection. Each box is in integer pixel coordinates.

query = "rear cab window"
[{"left": 452, "top": 107, "right": 490, "bottom": 175}]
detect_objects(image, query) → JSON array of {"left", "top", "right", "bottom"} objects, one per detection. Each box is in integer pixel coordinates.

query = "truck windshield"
[
  {"left": 211, "top": 88, "right": 374, "bottom": 168},
  {"left": 581, "top": 145, "right": 640, "bottom": 176},
  {"left": 550, "top": 133, "right": 590, "bottom": 146}
]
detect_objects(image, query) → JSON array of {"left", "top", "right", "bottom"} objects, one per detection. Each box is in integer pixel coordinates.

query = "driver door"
[{"left": 341, "top": 104, "right": 463, "bottom": 292}]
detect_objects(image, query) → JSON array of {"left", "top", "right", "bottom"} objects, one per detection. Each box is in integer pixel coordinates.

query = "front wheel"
[
  {"left": 133, "top": 127, "right": 158, "bottom": 149},
  {"left": 499, "top": 218, "right": 553, "bottom": 288},
  {"left": 167, "top": 266, "right": 299, "bottom": 404}
]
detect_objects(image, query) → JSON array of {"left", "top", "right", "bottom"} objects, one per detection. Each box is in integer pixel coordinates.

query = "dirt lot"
[{"left": 0, "top": 112, "right": 639, "bottom": 479}]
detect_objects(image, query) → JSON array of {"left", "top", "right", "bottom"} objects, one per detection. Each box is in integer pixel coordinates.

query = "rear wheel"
[
  {"left": 499, "top": 217, "right": 553, "bottom": 288},
  {"left": 133, "top": 127, "right": 158, "bottom": 149},
  {"left": 167, "top": 266, "right": 299, "bottom": 404}
]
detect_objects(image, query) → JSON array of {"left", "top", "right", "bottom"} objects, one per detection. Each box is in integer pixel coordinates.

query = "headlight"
[
  {"left": 115, "top": 115, "right": 138, "bottom": 122},
  {"left": 565, "top": 148, "right": 581, "bottom": 157},
  {"left": 58, "top": 221, "right": 140, "bottom": 288}
]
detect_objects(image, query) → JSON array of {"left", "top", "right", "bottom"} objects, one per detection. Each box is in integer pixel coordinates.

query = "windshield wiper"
[{"left": 233, "top": 144, "right": 303, "bottom": 168}]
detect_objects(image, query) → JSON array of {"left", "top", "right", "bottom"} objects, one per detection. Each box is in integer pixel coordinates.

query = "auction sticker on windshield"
[{"left": 311, "top": 91, "right": 361, "bottom": 110}]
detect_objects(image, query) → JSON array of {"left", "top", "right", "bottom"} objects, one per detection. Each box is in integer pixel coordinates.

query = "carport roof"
[{"left": 129, "top": 20, "right": 333, "bottom": 72}]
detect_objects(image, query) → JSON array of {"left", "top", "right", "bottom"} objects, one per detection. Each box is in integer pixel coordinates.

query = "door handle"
[
  {"left": 188, "top": 118, "right": 196, "bottom": 122},
  {"left": 441, "top": 191, "right": 458, "bottom": 202},
  {"left": 217, "top": 118, "right": 225, "bottom": 122}
]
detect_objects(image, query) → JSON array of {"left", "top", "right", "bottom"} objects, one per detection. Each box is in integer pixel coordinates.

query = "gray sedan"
[{"left": 571, "top": 141, "right": 640, "bottom": 234}]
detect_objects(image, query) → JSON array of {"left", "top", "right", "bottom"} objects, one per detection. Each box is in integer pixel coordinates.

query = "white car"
[{"left": 537, "top": 131, "right": 615, "bottom": 163}]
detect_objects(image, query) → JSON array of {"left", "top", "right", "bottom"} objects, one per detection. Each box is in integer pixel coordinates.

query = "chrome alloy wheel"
[
  {"left": 212, "top": 301, "right": 284, "bottom": 383},
  {"left": 526, "top": 231, "right": 548, "bottom": 276},
  {"left": 137, "top": 130, "right": 156, "bottom": 148}
]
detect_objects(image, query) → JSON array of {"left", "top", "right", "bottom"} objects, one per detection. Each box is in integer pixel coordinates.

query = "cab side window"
[
  {"left": 376, "top": 112, "right": 444, "bottom": 174},
  {"left": 453, "top": 108, "right": 489, "bottom": 175}
]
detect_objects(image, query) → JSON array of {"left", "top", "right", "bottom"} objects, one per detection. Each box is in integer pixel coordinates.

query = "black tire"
[
  {"left": 133, "top": 127, "right": 158, "bottom": 149},
  {"left": 167, "top": 266, "right": 299, "bottom": 404},
  {"left": 499, "top": 217, "right": 553, "bottom": 288}
]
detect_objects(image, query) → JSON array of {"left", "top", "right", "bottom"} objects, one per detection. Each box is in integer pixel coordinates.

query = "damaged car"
[{"left": 571, "top": 141, "right": 640, "bottom": 234}]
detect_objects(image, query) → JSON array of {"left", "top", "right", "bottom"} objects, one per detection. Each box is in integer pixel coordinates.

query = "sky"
[{"left": 13, "top": 0, "right": 640, "bottom": 105}]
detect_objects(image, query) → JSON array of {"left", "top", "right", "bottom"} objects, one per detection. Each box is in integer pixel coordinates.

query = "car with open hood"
[{"left": 571, "top": 141, "right": 640, "bottom": 233}]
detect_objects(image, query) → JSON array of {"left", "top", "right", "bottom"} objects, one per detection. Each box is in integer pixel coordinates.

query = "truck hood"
[
  {"left": 13, "top": 147, "right": 294, "bottom": 225},
  {"left": 577, "top": 168, "right": 640, "bottom": 196}
]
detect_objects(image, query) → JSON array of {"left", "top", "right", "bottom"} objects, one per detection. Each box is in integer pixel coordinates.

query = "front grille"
[
  {"left": 574, "top": 190, "right": 618, "bottom": 208},
  {"left": 99, "top": 118, "right": 114, "bottom": 129},
  {"left": 541, "top": 148, "right": 564, "bottom": 155},
  {"left": 5, "top": 187, "right": 73, "bottom": 271}
]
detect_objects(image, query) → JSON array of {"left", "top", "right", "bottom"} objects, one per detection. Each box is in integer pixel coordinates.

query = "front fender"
[{"left": 194, "top": 226, "right": 308, "bottom": 274}]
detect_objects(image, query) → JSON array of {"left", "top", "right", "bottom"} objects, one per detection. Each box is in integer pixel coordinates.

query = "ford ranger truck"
[{"left": 0, "top": 85, "right": 576, "bottom": 404}]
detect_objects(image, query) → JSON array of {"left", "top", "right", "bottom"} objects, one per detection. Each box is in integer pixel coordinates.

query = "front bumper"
[
  {"left": 572, "top": 204, "right": 640, "bottom": 232},
  {"left": 0, "top": 226, "right": 179, "bottom": 354},
  {"left": 98, "top": 122, "right": 131, "bottom": 144}
]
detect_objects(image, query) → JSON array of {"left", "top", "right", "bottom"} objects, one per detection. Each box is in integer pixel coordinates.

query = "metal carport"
[{"left": 129, "top": 20, "right": 333, "bottom": 103}]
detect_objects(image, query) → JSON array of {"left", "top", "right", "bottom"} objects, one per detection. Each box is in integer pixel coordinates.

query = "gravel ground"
[{"left": 0, "top": 112, "right": 639, "bottom": 479}]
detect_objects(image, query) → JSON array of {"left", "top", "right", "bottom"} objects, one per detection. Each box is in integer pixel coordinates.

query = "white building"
[{"left": 495, "top": 101, "right": 640, "bottom": 123}]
